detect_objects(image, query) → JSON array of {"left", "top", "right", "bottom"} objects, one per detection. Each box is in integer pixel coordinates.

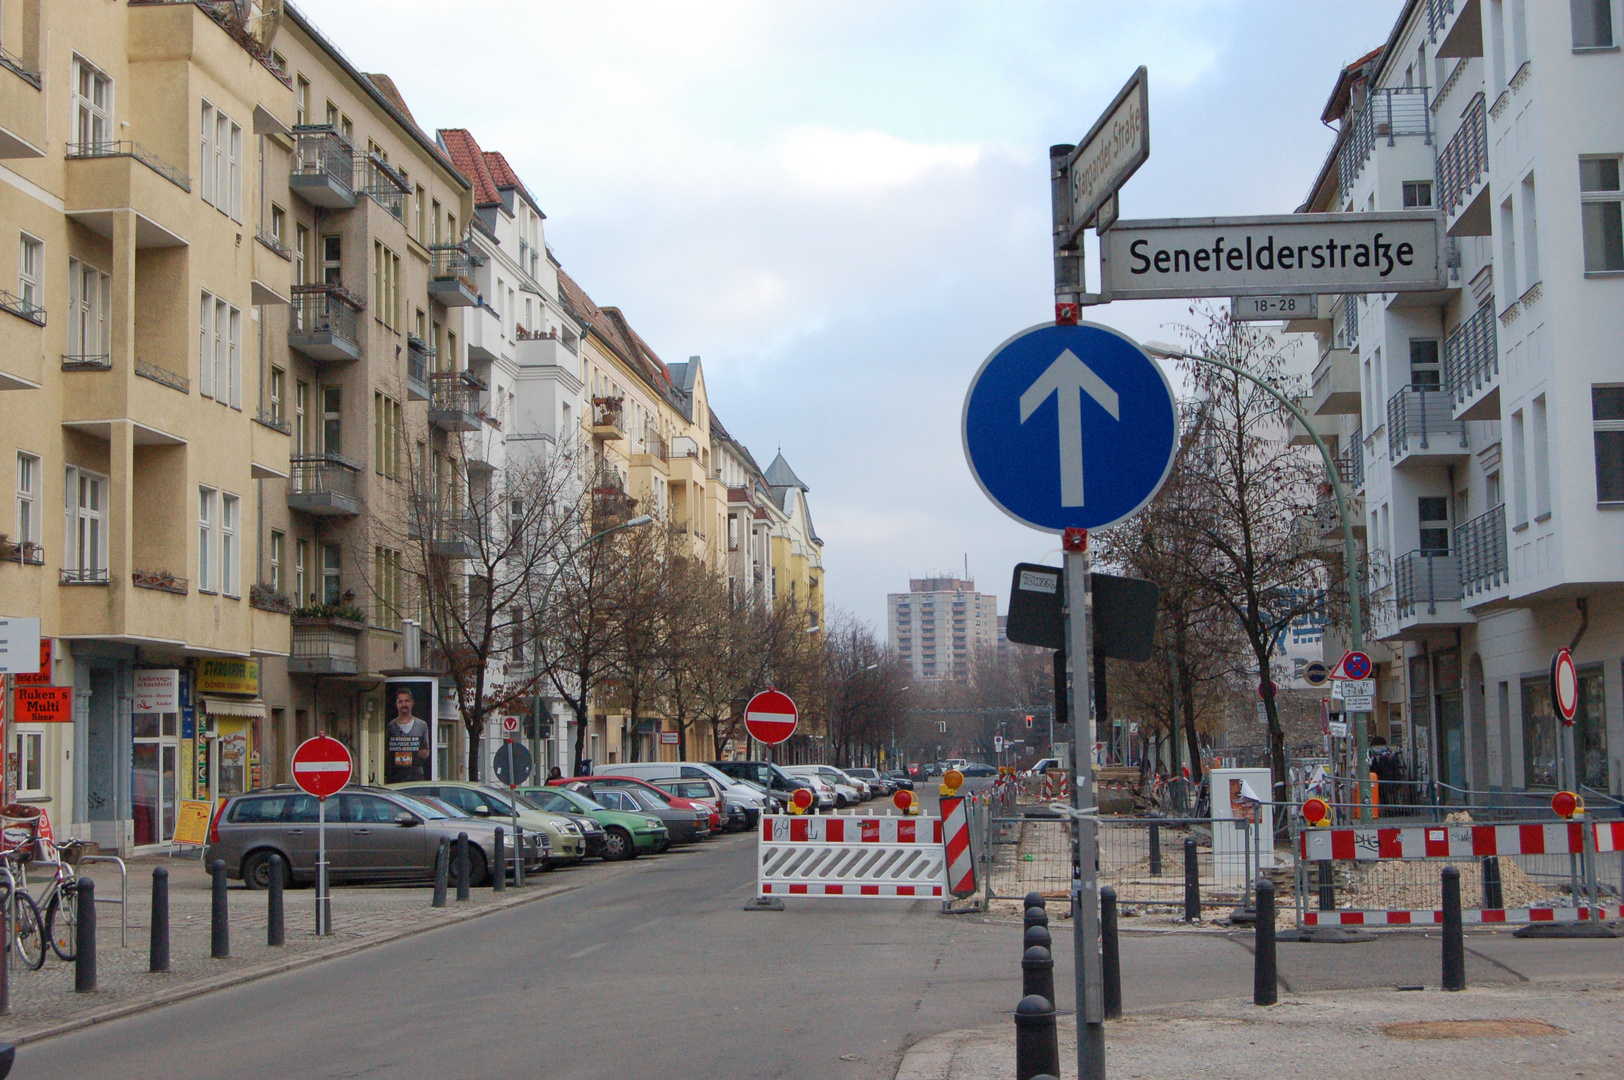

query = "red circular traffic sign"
[
  {"left": 790, "top": 788, "right": 814, "bottom": 812},
  {"left": 501, "top": 714, "right": 521, "bottom": 734},
  {"left": 744, "top": 689, "right": 799, "bottom": 747},
  {"left": 1551, "top": 648, "right": 1579, "bottom": 725},
  {"left": 893, "top": 790, "right": 913, "bottom": 812},
  {"left": 292, "top": 734, "right": 353, "bottom": 800},
  {"left": 1341, "top": 651, "right": 1372, "bottom": 680}
]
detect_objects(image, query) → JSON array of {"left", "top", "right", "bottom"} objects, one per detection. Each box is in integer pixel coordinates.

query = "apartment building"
[
  {"left": 888, "top": 577, "right": 997, "bottom": 681},
  {"left": 1291, "top": 0, "right": 1624, "bottom": 802}
]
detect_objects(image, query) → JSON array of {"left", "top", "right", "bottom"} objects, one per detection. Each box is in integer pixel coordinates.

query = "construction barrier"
[
  {"left": 756, "top": 815, "right": 946, "bottom": 899},
  {"left": 940, "top": 796, "right": 975, "bottom": 897}
]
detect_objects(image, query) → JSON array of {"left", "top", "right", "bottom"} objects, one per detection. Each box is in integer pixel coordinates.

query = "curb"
[
  {"left": 894, "top": 1030, "right": 971, "bottom": 1080},
  {"left": 7, "top": 881, "right": 580, "bottom": 1046}
]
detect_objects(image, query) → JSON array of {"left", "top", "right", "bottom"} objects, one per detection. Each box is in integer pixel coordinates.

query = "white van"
[{"left": 592, "top": 761, "right": 772, "bottom": 812}]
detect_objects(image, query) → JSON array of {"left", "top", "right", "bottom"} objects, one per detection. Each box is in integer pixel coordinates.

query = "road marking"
[
  {"left": 628, "top": 919, "right": 660, "bottom": 934},
  {"left": 567, "top": 942, "right": 607, "bottom": 960}
]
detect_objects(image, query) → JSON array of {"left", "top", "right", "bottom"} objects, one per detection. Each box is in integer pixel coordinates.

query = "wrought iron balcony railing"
[
  {"left": 1436, "top": 93, "right": 1487, "bottom": 219},
  {"left": 1387, "top": 384, "right": 1466, "bottom": 458},
  {"left": 65, "top": 140, "right": 191, "bottom": 192},
  {"left": 1394, "top": 549, "right": 1462, "bottom": 617},
  {"left": 1456, "top": 504, "right": 1508, "bottom": 597},
  {"left": 1338, "top": 86, "right": 1431, "bottom": 193},
  {"left": 1443, "top": 300, "right": 1498, "bottom": 408}
]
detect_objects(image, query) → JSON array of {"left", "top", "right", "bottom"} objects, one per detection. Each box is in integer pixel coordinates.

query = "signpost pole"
[
  {"left": 1064, "top": 538, "right": 1105, "bottom": 1080},
  {"left": 316, "top": 794, "right": 329, "bottom": 937}
]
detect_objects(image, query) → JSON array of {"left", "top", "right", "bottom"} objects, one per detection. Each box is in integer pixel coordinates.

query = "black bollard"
[
  {"left": 1021, "top": 944, "right": 1055, "bottom": 1006},
  {"left": 432, "top": 837, "right": 449, "bottom": 908},
  {"left": 1253, "top": 878, "right": 1277, "bottom": 1007},
  {"left": 1441, "top": 866, "right": 1465, "bottom": 992},
  {"left": 1023, "top": 904, "right": 1049, "bottom": 934},
  {"left": 1481, "top": 856, "right": 1503, "bottom": 910},
  {"left": 1, "top": 889, "right": 9, "bottom": 1015},
  {"left": 149, "top": 866, "right": 170, "bottom": 973},
  {"left": 1023, "top": 922, "right": 1052, "bottom": 955},
  {"left": 1149, "top": 822, "right": 1162, "bottom": 877},
  {"left": 455, "top": 832, "right": 471, "bottom": 901},
  {"left": 1024, "top": 890, "right": 1045, "bottom": 912},
  {"left": 210, "top": 859, "right": 229, "bottom": 959},
  {"left": 74, "top": 878, "right": 96, "bottom": 993},
  {"left": 267, "top": 854, "right": 285, "bottom": 947},
  {"left": 1013, "top": 993, "right": 1060, "bottom": 1080},
  {"left": 1101, "top": 885, "right": 1122, "bottom": 1020},
  {"left": 493, "top": 828, "right": 506, "bottom": 893},
  {"left": 1183, "top": 837, "right": 1201, "bottom": 922},
  {"left": 1317, "top": 859, "right": 1336, "bottom": 911}
]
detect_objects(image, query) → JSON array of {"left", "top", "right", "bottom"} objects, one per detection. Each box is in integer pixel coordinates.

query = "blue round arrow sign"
[{"left": 962, "top": 322, "right": 1178, "bottom": 533}]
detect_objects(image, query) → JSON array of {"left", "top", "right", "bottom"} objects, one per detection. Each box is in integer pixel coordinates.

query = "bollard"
[
  {"left": 1101, "top": 885, "right": 1122, "bottom": 1020},
  {"left": 1023, "top": 922, "right": 1052, "bottom": 955},
  {"left": 1, "top": 890, "right": 9, "bottom": 1015},
  {"left": 493, "top": 828, "right": 506, "bottom": 893},
  {"left": 1183, "top": 837, "right": 1201, "bottom": 922},
  {"left": 1148, "top": 822, "right": 1162, "bottom": 877},
  {"left": 149, "top": 866, "right": 170, "bottom": 973},
  {"left": 1023, "top": 904, "right": 1049, "bottom": 934},
  {"left": 455, "top": 832, "right": 471, "bottom": 902},
  {"left": 1441, "top": 866, "right": 1465, "bottom": 992},
  {"left": 1013, "top": 993, "right": 1060, "bottom": 1080},
  {"left": 74, "top": 878, "right": 96, "bottom": 993},
  {"left": 1317, "top": 859, "right": 1336, "bottom": 911},
  {"left": 1481, "top": 856, "right": 1503, "bottom": 910},
  {"left": 1021, "top": 944, "right": 1055, "bottom": 1006},
  {"left": 267, "top": 854, "right": 285, "bottom": 947},
  {"left": 1253, "top": 878, "right": 1277, "bottom": 1006},
  {"left": 1024, "top": 890, "right": 1045, "bottom": 911},
  {"left": 432, "top": 837, "right": 449, "bottom": 908},
  {"left": 210, "top": 859, "right": 229, "bottom": 959}
]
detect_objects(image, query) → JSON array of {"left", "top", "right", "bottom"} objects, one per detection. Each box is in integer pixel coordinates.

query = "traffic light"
[{"left": 529, "top": 697, "right": 554, "bottom": 740}]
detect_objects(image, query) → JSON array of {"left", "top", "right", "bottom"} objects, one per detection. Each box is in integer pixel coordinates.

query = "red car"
[{"left": 550, "top": 775, "right": 720, "bottom": 836}]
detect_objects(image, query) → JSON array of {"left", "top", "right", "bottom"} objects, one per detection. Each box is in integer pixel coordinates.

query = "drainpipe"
[{"left": 1568, "top": 598, "right": 1590, "bottom": 653}]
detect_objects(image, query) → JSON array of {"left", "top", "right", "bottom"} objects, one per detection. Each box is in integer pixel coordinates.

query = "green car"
[
  {"left": 520, "top": 785, "right": 668, "bottom": 860},
  {"left": 387, "top": 781, "right": 587, "bottom": 865}
]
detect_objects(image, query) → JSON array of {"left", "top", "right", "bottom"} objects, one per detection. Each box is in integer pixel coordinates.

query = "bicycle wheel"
[
  {"left": 11, "top": 891, "right": 46, "bottom": 970},
  {"left": 46, "top": 885, "right": 76, "bottom": 962}
]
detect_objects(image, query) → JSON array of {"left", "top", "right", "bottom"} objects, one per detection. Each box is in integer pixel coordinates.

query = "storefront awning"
[{"left": 201, "top": 697, "right": 267, "bottom": 718}]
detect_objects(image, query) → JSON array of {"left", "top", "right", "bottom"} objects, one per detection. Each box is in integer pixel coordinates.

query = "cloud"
[{"left": 774, "top": 126, "right": 983, "bottom": 193}]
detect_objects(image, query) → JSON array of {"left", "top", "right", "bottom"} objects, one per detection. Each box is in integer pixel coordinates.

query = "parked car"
[
  {"left": 784, "top": 765, "right": 862, "bottom": 809},
  {"left": 596, "top": 761, "right": 776, "bottom": 816},
  {"left": 555, "top": 779, "right": 712, "bottom": 844},
  {"left": 1024, "top": 758, "right": 1065, "bottom": 777},
  {"left": 206, "top": 786, "right": 547, "bottom": 888},
  {"left": 579, "top": 775, "right": 722, "bottom": 833},
  {"left": 844, "top": 768, "right": 894, "bottom": 795},
  {"left": 386, "top": 781, "right": 588, "bottom": 865},
  {"left": 960, "top": 763, "right": 997, "bottom": 778},
  {"left": 655, "top": 777, "right": 753, "bottom": 831},
  {"left": 883, "top": 770, "right": 915, "bottom": 791},
  {"left": 706, "top": 760, "right": 807, "bottom": 808},
  {"left": 519, "top": 785, "right": 668, "bottom": 860}
]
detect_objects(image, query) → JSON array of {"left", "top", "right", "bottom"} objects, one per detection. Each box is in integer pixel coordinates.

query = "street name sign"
[
  {"left": 292, "top": 735, "right": 353, "bottom": 800},
  {"left": 1231, "top": 295, "right": 1317, "bottom": 321},
  {"left": 963, "top": 323, "right": 1178, "bottom": 533},
  {"left": 745, "top": 689, "right": 798, "bottom": 747},
  {"left": 1100, "top": 211, "right": 1444, "bottom": 300},
  {"left": 1066, "top": 66, "right": 1148, "bottom": 236}
]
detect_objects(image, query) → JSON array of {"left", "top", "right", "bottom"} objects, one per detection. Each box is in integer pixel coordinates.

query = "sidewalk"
[
  {"left": 0, "top": 853, "right": 579, "bottom": 1044},
  {"left": 896, "top": 979, "right": 1624, "bottom": 1079}
]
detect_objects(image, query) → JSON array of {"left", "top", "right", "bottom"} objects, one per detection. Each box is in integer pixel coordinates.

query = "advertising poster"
[{"left": 382, "top": 677, "right": 436, "bottom": 784}]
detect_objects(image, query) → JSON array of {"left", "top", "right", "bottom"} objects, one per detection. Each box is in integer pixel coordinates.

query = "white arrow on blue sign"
[{"left": 962, "top": 322, "right": 1178, "bottom": 533}]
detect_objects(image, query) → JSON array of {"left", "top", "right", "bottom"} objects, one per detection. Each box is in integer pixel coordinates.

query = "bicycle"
[
  {"left": 0, "top": 855, "right": 48, "bottom": 971},
  {"left": 29, "top": 837, "right": 86, "bottom": 963}
]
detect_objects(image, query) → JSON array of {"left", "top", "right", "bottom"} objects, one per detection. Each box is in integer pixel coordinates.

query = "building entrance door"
[
  {"left": 1437, "top": 693, "right": 1466, "bottom": 802},
  {"left": 132, "top": 709, "right": 178, "bottom": 846}
]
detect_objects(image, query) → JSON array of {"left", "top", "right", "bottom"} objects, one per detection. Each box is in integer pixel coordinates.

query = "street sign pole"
[
  {"left": 317, "top": 795, "right": 329, "bottom": 936},
  {"left": 1064, "top": 536, "right": 1105, "bottom": 1080}
]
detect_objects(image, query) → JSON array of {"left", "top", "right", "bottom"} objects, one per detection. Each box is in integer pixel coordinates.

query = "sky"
[{"left": 296, "top": 0, "right": 1405, "bottom": 632}]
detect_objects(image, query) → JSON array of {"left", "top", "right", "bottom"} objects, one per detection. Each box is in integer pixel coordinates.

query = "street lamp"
[{"left": 1142, "top": 341, "right": 1371, "bottom": 821}]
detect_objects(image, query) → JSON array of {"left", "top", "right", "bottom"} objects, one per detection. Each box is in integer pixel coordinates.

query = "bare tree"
[{"left": 820, "top": 611, "right": 910, "bottom": 766}]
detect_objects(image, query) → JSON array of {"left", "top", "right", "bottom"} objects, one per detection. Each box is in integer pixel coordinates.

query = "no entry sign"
[
  {"left": 292, "top": 735, "right": 353, "bottom": 800},
  {"left": 744, "top": 690, "right": 798, "bottom": 747}
]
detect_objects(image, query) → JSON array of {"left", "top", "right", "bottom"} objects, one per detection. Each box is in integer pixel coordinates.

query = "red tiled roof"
[
  {"left": 437, "top": 128, "right": 502, "bottom": 206},
  {"left": 365, "top": 74, "right": 417, "bottom": 127},
  {"left": 556, "top": 269, "right": 674, "bottom": 396}
]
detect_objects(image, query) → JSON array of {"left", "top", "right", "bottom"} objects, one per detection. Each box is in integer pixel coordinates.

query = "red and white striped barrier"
[
  {"left": 1041, "top": 771, "right": 1070, "bottom": 801},
  {"left": 1305, "top": 905, "right": 1615, "bottom": 927},
  {"left": 940, "top": 795, "right": 975, "bottom": 898},
  {"left": 1300, "top": 820, "right": 1624, "bottom": 862},
  {"left": 756, "top": 815, "right": 946, "bottom": 900}
]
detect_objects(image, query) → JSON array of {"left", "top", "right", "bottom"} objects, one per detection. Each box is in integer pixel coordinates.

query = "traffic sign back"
[
  {"left": 493, "top": 739, "right": 533, "bottom": 787},
  {"left": 963, "top": 322, "right": 1178, "bottom": 533},
  {"left": 292, "top": 735, "right": 353, "bottom": 800}
]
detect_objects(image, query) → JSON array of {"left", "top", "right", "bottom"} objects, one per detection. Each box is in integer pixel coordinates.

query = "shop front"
[{"left": 193, "top": 659, "right": 267, "bottom": 807}]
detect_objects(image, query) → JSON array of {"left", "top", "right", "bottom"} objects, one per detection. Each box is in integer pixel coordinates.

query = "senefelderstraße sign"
[{"left": 1099, "top": 211, "right": 1444, "bottom": 300}]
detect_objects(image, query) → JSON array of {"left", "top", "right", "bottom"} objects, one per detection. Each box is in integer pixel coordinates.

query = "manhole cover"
[{"left": 1382, "top": 1019, "right": 1566, "bottom": 1040}]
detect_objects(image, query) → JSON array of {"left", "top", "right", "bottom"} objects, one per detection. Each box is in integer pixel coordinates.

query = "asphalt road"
[{"left": 17, "top": 804, "right": 1624, "bottom": 1080}]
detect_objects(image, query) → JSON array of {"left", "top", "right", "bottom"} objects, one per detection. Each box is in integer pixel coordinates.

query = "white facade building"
[{"left": 888, "top": 577, "right": 998, "bottom": 681}]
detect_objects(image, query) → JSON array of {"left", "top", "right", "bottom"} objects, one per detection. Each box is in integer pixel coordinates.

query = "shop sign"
[
  {"left": 12, "top": 637, "right": 52, "bottom": 686},
  {"left": 197, "top": 658, "right": 259, "bottom": 696},
  {"left": 14, "top": 685, "right": 72, "bottom": 722},
  {"left": 172, "top": 800, "right": 212, "bottom": 847},
  {"left": 133, "top": 669, "right": 181, "bottom": 713},
  {"left": 659, "top": 731, "right": 679, "bottom": 745}
]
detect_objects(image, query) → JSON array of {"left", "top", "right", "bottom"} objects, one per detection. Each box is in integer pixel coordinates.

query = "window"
[
  {"left": 1511, "top": 409, "right": 1528, "bottom": 525},
  {"left": 295, "top": 539, "right": 309, "bottom": 606},
  {"left": 431, "top": 199, "right": 442, "bottom": 245},
  {"left": 414, "top": 184, "right": 426, "bottom": 243},
  {"left": 1593, "top": 386, "right": 1624, "bottom": 502},
  {"left": 200, "top": 102, "right": 213, "bottom": 205},
  {"left": 321, "top": 385, "right": 341, "bottom": 454},
  {"left": 373, "top": 242, "right": 401, "bottom": 330},
  {"left": 295, "top": 76, "right": 310, "bottom": 127},
  {"left": 66, "top": 259, "right": 109, "bottom": 361},
  {"left": 229, "top": 305, "right": 241, "bottom": 407},
  {"left": 1402, "top": 180, "right": 1433, "bottom": 208},
  {"left": 374, "top": 392, "right": 402, "bottom": 478},
  {"left": 295, "top": 379, "right": 310, "bottom": 454},
  {"left": 64, "top": 467, "right": 105, "bottom": 577},
  {"left": 73, "top": 57, "right": 111, "bottom": 149},
  {"left": 1576, "top": 667, "right": 1609, "bottom": 789},
  {"left": 1580, "top": 156, "right": 1623, "bottom": 273},
  {"left": 13, "top": 728, "right": 42, "bottom": 798},
  {"left": 198, "top": 486, "right": 215, "bottom": 591},
  {"left": 1521, "top": 173, "right": 1539, "bottom": 290},
  {"left": 200, "top": 103, "right": 242, "bottom": 219},
  {"left": 1499, "top": 196, "right": 1518, "bottom": 297},
  {"left": 1532, "top": 394, "right": 1550, "bottom": 519},
  {"left": 1521, "top": 676, "right": 1558, "bottom": 787},
  {"left": 1409, "top": 339, "right": 1441, "bottom": 389},
  {"left": 269, "top": 366, "right": 284, "bottom": 424},
  {"left": 1572, "top": 0, "right": 1615, "bottom": 48},
  {"left": 373, "top": 546, "right": 403, "bottom": 630},
  {"left": 322, "top": 543, "right": 342, "bottom": 605},
  {"left": 1418, "top": 497, "right": 1450, "bottom": 554},
  {"left": 322, "top": 234, "right": 341, "bottom": 285},
  {"left": 339, "top": 114, "right": 352, "bottom": 145},
  {"left": 198, "top": 290, "right": 211, "bottom": 397},
  {"left": 198, "top": 292, "right": 241, "bottom": 406},
  {"left": 270, "top": 204, "right": 286, "bottom": 246},
  {"left": 269, "top": 530, "right": 284, "bottom": 593},
  {"left": 220, "top": 493, "right": 239, "bottom": 596},
  {"left": 295, "top": 224, "right": 309, "bottom": 285},
  {"left": 17, "top": 234, "right": 42, "bottom": 310},
  {"left": 15, "top": 452, "right": 39, "bottom": 553}
]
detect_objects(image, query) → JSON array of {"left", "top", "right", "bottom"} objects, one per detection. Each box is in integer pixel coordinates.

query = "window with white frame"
[
  {"left": 1593, "top": 385, "right": 1624, "bottom": 504},
  {"left": 66, "top": 258, "right": 109, "bottom": 361},
  {"left": 221, "top": 493, "right": 238, "bottom": 596},
  {"left": 1402, "top": 181, "right": 1433, "bottom": 208},
  {"left": 200, "top": 101, "right": 243, "bottom": 220},
  {"left": 15, "top": 452, "right": 39, "bottom": 555},
  {"left": 1572, "top": 0, "right": 1616, "bottom": 48},
  {"left": 198, "top": 291, "right": 241, "bottom": 404},
  {"left": 269, "top": 529, "right": 284, "bottom": 594},
  {"left": 17, "top": 233, "right": 42, "bottom": 311},
  {"left": 198, "top": 486, "right": 215, "bottom": 591},
  {"left": 295, "top": 538, "right": 309, "bottom": 606},
  {"left": 72, "top": 56, "right": 111, "bottom": 149},
  {"left": 14, "top": 727, "right": 43, "bottom": 797},
  {"left": 1581, "top": 156, "right": 1624, "bottom": 273},
  {"left": 64, "top": 467, "right": 106, "bottom": 577},
  {"left": 322, "top": 542, "right": 341, "bottom": 605}
]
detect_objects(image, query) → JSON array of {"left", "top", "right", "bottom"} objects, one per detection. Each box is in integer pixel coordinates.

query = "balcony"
[
  {"left": 638, "top": 426, "right": 669, "bottom": 462},
  {"left": 1312, "top": 489, "right": 1365, "bottom": 542},
  {"left": 1337, "top": 87, "right": 1432, "bottom": 194},
  {"left": 289, "top": 616, "right": 363, "bottom": 675},
  {"left": 1436, "top": 93, "right": 1489, "bottom": 236},
  {"left": 429, "top": 516, "right": 475, "bottom": 560},
  {"left": 592, "top": 485, "right": 639, "bottom": 529},
  {"left": 428, "top": 245, "right": 480, "bottom": 307},
  {"left": 1443, "top": 300, "right": 1498, "bottom": 421},
  {"left": 135, "top": 356, "right": 189, "bottom": 394},
  {"left": 1393, "top": 549, "right": 1467, "bottom": 629},
  {"left": 1387, "top": 384, "right": 1467, "bottom": 467},
  {"left": 289, "top": 284, "right": 363, "bottom": 363},
  {"left": 1428, "top": 0, "right": 1483, "bottom": 60},
  {"left": 407, "top": 335, "right": 433, "bottom": 402},
  {"left": 289, "top": 125, "right": 356, "bottom": 208},
  {"left": 63, "top": 142, "right": 192, "bottom": 249},
  {"left": 1456, "top": 504, "right": 1508, "bottom": 604},
  {"left": 287, "top": 455, "right": 362, "bottom": 517},
  {"left": 1332, "top": 297, "right": 1358, "bottom": 352},
  {"left": 466, "top": 301, "right": 505, "bottom": 363},
  {"left": 590, "top": 396, "right": 626, "bottom": 440},
  {"left": 0, "top": 37, "right": 44, "bottom": 158},
  {"left": 429, "top": 375, "right": 483, "bottom": 432},
  {"left": 360, "top": 154, "right": 408, "bottom": 220},
  {"left": 1308, "top": 348, "right": 1360, "bottom": 416}
]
